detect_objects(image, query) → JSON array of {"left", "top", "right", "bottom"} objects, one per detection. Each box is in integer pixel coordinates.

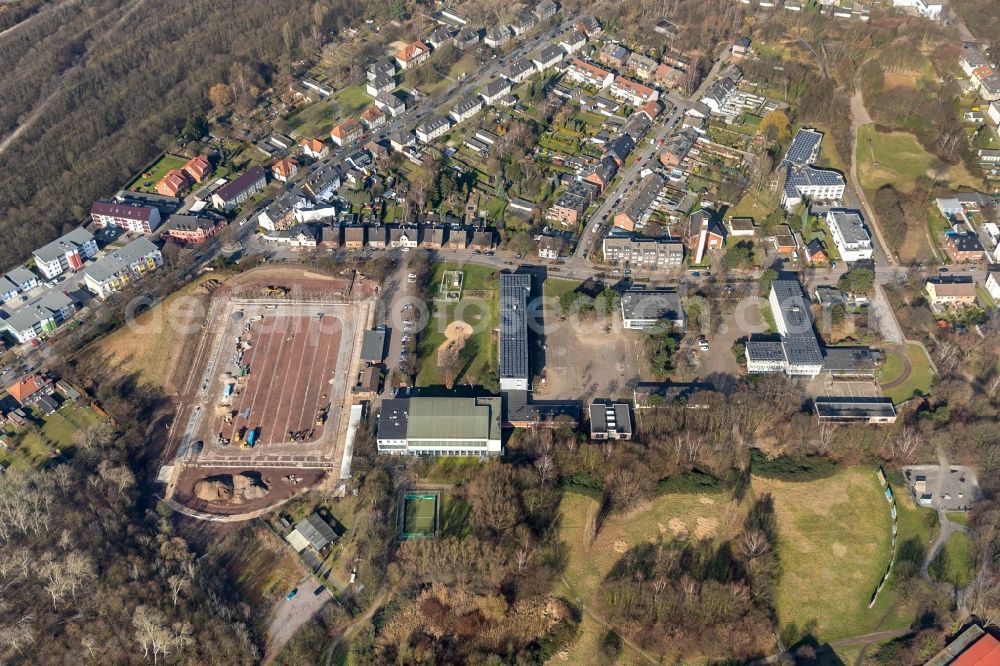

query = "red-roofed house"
[
  {"left": 301, "top": 138, "right": 329, "bottom": 160},
  {"left": 156, "top": 169, "right": 189, "bottom": 197},
  {"left": 331, "top": 119, "right": 363, "bottom": 147},
  {"left": 271, "top": 157, "right": 298, "bottom": 183},
  {"left": 610, "top": 77, "right": 658, "bottom": 106},
  {"left": 361, "top": 105, "right": 386, "bottom": 130},
  {"left": 6, "top": 373, "right": 54, "bottom": 407},
  {"left": 639, "top": 100, "right": 661, "bottom": 120},
  {"left": 971, "top": 65, "right": 995, "bottom": 86},
  {"left": 182, "top": 155, "right": 212, "bottom": 183},
  {"left": 396, "top": 41, "right": 430, "bottom": 70}
]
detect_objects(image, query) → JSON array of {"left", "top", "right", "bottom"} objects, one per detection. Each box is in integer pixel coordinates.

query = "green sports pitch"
[{"left": 399, "top": 491, "right": 440, "bottom": 539}]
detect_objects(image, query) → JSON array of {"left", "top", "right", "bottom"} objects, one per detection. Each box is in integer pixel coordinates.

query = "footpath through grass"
[{"left": 877, "top": 342, "right": 935, "bottom": 404}]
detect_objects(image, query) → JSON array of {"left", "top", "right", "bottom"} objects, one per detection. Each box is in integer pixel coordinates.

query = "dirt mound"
[
  {"left": 437, "top": 320, "right": 474, "bottom": 366},
  {"left": 193, "top": 472, "right": 269, "bottom": 504}
]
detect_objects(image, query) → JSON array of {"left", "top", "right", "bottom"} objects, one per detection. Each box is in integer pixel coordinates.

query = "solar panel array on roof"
[
  {"left": 771, "top": 280, "right": 823, "bottom": 367},
  {"left": 499, "top": 274, "right": 531, "bottom": 386},
  {"left": 783, "top": 128, "right": 822, "bottom": 167}
]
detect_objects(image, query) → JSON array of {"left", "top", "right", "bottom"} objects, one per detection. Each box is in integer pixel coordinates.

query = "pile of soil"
[{"left": 193, "top": 472, "right": 269, "bottom": 504}]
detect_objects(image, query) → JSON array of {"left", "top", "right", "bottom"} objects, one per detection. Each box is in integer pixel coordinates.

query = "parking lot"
[{"left": 902, "top": 465, "right": 979, "bottom": 512}]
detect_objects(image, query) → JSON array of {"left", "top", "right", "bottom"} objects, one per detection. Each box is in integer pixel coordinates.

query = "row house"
[
  {"left": 626, "top": 52, "right": 658, "bottom": 81},
  {"left": 156, "top": 169, "right": 188, "bottom": 197},
  {"left": 582, "top": 155, "right": 618, "bottom": 193},
  {"left": 211, "top": 166, "right": 267, "bottom": 211},
  {"left": 183, "top": 155, "right": 212, "bottom": 183},
  {"left": 565, "top": 59, "right": 615, "bottom": 88},
  {"left": 602, "top": 234, "right": 684, "bottom": 270},
  {"left": 599, "top": 42, "right": 630, "bottom": 69},
  {"left": 613, "top": 173, "right": 664, "bottom": 232},
  {"left": 1, "top": 291, "right": 75, "bottom": 344}
]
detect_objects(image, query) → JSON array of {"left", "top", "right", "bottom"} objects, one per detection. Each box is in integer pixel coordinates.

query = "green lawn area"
[
  {"left": 439, "top": 495, "right": 471, "bottom": 538},
  {"left": 543, "top": 277, "right": 583, "bottom": 303},
  {"left": 978, "top": 286, "right": 998, "bottom": 311},
  {"left": 571, "top": 110, "right": 606, "bottom": 127},
  {"left": 127, "top": 153, "right": 187, "bottom": 192},
  {"left": 1, "top": 403, "right": 105, "bottom": 468},
  {"left": 876, "top": 342, "right": 936, "bottom": 404},
  {"left": 332, "top": 82, "right": 371, "bottom": 118},
  {"left": 728, "top": 189, "right": 774, "bottom": 221},
  {"left": 417, "top": 263, "right": 499, "bottom": 390},
  {"left": 285, "top": 100, "right": 336, "bottom": 138},
  {"left": 929, "top": 531, "right": 974, "bottom": 588},
  {"left": 857, "top": 124, "right": 980, "bottom": 193},
  {"left": 756, "top": 468, "right": 905, "bottom": 642},
  {"left": 946, "top": 512, "right": 971, "bottom": 528}
]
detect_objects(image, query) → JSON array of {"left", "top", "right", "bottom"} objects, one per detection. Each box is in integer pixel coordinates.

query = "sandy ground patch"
[
  {"left": 695, "top": 517, "right": 719, "bottom": 539},
  {"left": 437, "top": 319, "right": 473, "bottom": 365},
  {"left": 613, "top": 540, "right": 628, "bottom": 554},
  {"left": 699, "top": 497, "right": 715, "bottom": 504},
  {"left": 668, "top": 517, "right": 687, "bottom": 537}
]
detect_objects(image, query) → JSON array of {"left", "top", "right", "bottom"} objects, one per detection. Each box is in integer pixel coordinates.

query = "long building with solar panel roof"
[
  {"left": 746, "top": 279, "right": 825, "bottom": 377},
  {"left": 780, "top": 128, "right": 846, "bottom": 211},
  {"left": 499, "top": 273, "right": 532, "bottom": 391}
]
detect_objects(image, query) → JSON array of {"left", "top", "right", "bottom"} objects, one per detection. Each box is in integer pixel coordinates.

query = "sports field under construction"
[{"left": 167, "top": 292, "right": 372, "bottom": 472}]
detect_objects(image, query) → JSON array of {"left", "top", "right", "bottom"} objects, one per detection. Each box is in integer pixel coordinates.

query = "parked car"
[{"left": 285, "top": 589, "right": 298, "bottom": 601}]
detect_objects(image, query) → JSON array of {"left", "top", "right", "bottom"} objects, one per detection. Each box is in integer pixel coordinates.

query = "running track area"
[{"left": 216, "top": 316, "right": 342, "bottom": 447}]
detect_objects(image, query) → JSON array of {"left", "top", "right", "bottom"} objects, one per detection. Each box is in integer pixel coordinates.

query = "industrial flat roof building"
[
  {"left": 814, "top": 397, "right": 897, "bottom": 424},
  {"left": 620, "top": 289, "right": 684, "bottom": 330},
  {"left": 499, "top": 273, "right": 532, "bottom": 391},
  {"left": 589, "top": 402, "right": 633, "bottom": 440},
  {"left": 285, "top": 513, "right": 338, "bottom": 552},
  {"left": 826, "top": 209, "right": 873, "bottom": 262},
  {"left": 376, "top": 396, "right": 503, "bottom": 456}
]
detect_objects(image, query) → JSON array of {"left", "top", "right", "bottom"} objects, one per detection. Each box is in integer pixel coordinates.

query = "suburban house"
[
  {"left": 6, "top": 374, "right": 54, "bottom": 407},
  {"left": 535, "top": 0, "right": 559, "bottom": 20},
  {"left": 271, "top": 157, "right": 298, "bottom": 183},
  {"left": 0, "top": 291, "right": 74, "bottom": 344},
  {"left": 469, "top": 230, "right": 495, "bottom": 251},
  {"left": 301, "top": 138, "right": 329, "bottom": 159},
  {"left": 454, "top": 27, "right": 480, "bottom": 50},
  {"left": 156, "top": 169, "right": 188, "bottom": 197},
  {"left": 700, "top": 76, "right": 737, "bottom": 115},
  {"left": 480, "top": 78, "right": 512, "bottom": 105},
  {"left": 396, "top": 41, "right": 431, "bottom": 70},
  {"left": 485, "top": 25, "right": 512, "bottom": 48},
  {"left": 826, "top": 209, "right": 874, "bottom": 261},
  {"left": 367, "top": 57, "right": 396, "bottom": 81},
  {"left": 421, "top": 227, "right": 446, "bottom": 249},
  {"left": 360, "top": 105, "right": 387, "bottom": 130},
  {"left": 507, "top": 57, "right": 536, "bottom": 83},
  {"left": 602, "top": 234, "right": 684, "bottom": 270},
  {"left": 780, "top": 129, "right": 846, "bottom": 210},
  {"left": 610, "top": 77, "right": 658, "bottom": 106},
  {"left": 599, "top": 42, "right": 630, "bottom": 69},
  {"left": 620, "top": 289, "right": 685, "bottom": 330},
  {"left": 924, "top": 277, "right": 977, "bottom": 306},
  {"left": 376, "top": 396, "right": 503, "bottom": 456},
  {"left": 331, "top": 119, "right": 363, "bottom": 147},
  {"left": 986, "top": 271, "right": 1000, "bottom": 301},
  {"left": 537, "top": 235, "right": 563, "bottom": 259},
  {"left": 389, "top": 227, "right": 419, "bottom": 249},
  {"left": 366, "top": 74, "right": 395, "bottom": 97},
  {"left": 33, "top": 227, "right": 97, "bottom": 279},
  {"left": 182, "top": 155, "right": 212, "bottom": 183},
  {"left": 427, "top": 26, "right": 454, "bottom": 49},
  {"left": 946, "top": 233, "right": 984, "bottom": 262},
  {"left": 211, "top": 166, "right": 266, "bottom": 212},
  {"left": 733, "top": 36, "right": 751, "bottom": 55},
  {"left": 449, "top": 95, "right": 483, "bottom": 123},
  {"left": 686, "top": 209, "right": 725, "bottom": 263},
  {"left": 589, "top": 402, "right": 633, "bottom": 440},
  {"left": 626, "top": 52, "right": 658, "bottom": 80},
  {"left": 559, "top": 30, "right": 587, "bottom": 54},
  {"left": 565, "top": 59, "right": 615, "bottom": 88},
  {"left": 161, "top": 214, "right": 224, "bottom": 245},
  {"left": 82, "top": 236, "right": 163, "bottom": 299},
  {"left": 416, "top": 116, "right": 451, "bottom": 143},
  {"left": 806, "top": 239, "right": 828, "bottom": 263},
  {"left": 375, "top": 91, "right": 406, "bottom": 117},
  {"left": 574, "top": 15, "right": 601, "bottom": 36},
  {"left": 90, "top": 200, "right": 162, "bottom": 234},
  {"left": 532, "top": 44, "right": 564, "bottom": 72},
  {"left": 511, "top": 10, "right": 537, "bottom": 35}
]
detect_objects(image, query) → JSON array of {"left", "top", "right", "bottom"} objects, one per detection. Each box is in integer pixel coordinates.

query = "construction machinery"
[{"left": 261, "top": 285, "right": 288, "bottom": 297}]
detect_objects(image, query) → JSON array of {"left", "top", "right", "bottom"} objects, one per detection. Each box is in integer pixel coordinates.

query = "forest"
[{"left": 0, "top": 0, "right": 373, "bottom": 272}]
